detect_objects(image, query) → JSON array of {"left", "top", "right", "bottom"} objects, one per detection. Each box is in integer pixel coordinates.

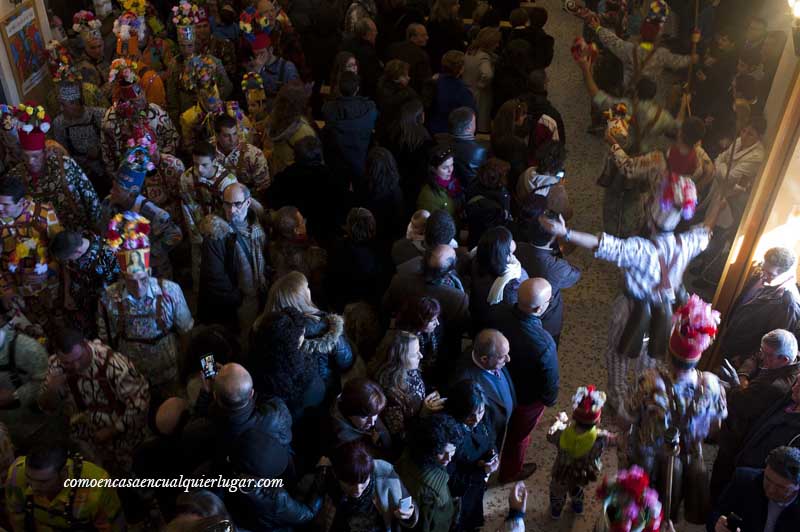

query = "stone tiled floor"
[{"left": 479, "top": 2, "right": 707, "bottom": 530}]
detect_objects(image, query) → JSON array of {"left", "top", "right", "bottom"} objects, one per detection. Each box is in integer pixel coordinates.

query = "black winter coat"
[
  {"left": 226, "top": 480, "right": 319, "bottom": 532},
  {"left": 322, "top": 95, "right": 378, "bottom": 182},
  {"left": 327, "top": 238, "right": 392, "bottom": 310},
  {"left": 300, "top": 313, "right": 355, "bottom": 398}
]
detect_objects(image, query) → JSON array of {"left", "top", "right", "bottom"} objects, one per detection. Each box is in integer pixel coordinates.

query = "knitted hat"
[
  {"left": 230, "top": 428, "right": 289, "bottom": 478},
  {"left": 571, "top": 385, "right": 606, "bottom": 425},
  {"left": 172, "top": 1, "right": 202, "bottom": 44},
  {"left": 649, "top": 173, "right": 697, "bottom": 232},
  {"left": 668, "top": 294, "right": 720, "bottom": 365},
  {"left": 106, "top": 211, "right": 151, "bottom": 275},
  {"left": 666, "top": 145, "right": 698, "bottom": 177},
  {"left": 72, "top": 10, "right": 103, "bottom": 43},
  {"left": 13, "top": 103, "right": 51, "bottom": 151},
  {"left": 240, "top": 7, "right": 273, "bottom": 51}
]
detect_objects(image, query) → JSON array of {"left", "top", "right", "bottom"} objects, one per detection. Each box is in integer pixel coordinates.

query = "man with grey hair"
[
  {"left": 711, "top": 446, "right": 800, "bottom": 532},
  {"left": 452, "top": 329, "right": 517, "bottom": 449},
  {"left": 720, "top": 246, "right": 800, "bottom": 366},
  {"left": 386, "top": 23, "right": 432, "bottom": 93},
  {"left": 712, "top": 328, "right": 800, "bottom": 500},
  {"left": 435, "top": 106, "right": 487, "bottom": 189}
]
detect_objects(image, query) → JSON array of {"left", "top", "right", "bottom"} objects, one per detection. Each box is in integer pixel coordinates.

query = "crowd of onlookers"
[{"left": 0, "top": 0, "right": 798, "bottom": 531}]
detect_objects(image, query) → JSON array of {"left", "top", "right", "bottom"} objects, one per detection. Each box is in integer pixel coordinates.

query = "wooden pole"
[{"left": 685, "top": 0, "right": 701, "bottom": 116}]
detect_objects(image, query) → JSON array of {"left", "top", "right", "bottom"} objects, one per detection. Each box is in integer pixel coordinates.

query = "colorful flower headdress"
[
  {"left": 46, "top": 40, "right": 73, "bottom": 76},
  {"left": 8, "top": 237, "right": 49, "bottom": 274},
  {"left": 572, "top": 385, "right": 607, "bottom": 412},
  {"left": 125, "top": 124, "right": 158, "bottom": 157},
  {"left": 172, "top": 1, "right": 203, "bottom": 26},
  {"left": 645, "top": 0, "right": 670, "bottom": 24},
  {"left": 124, "top": 144, "right": 156, "bottom": 172},
  {"left": 0, "top": 105, "right": 17, "bottom": 132},
  {"left": 121, "top": 0, "right": 148, "bottom": 17},
  {"left": 241, "top": 72, "right": 264, "bottom": 92},
  {"left": 13, "top": 104, "right": 50, "bottom": 134},
  {"left": 181, "top": 54, "right": 220, "bottom": 91},
  {"left": 113, "top": 10, "right": 147, "bottom": 42},
  {"left": 109, "top": 58, "right": 140, "bottom": 84},
  {"left": 659, "top": 172, "right": 697, "bottom": 221},
  {"left": 72, "top": 10, "right": 102, "bottom": 34},
  {"left": 669, "top": 294, "right": 720, "bottom": 363},
  {"left": 239, "top": 7, "right": 272, "bottom": 40},
  {"left": 597, "top": 466, "right": 663, "bottom": 532},
  {"left": 53, "top": 63, "right": 83, "bottom": 84},
  {"left": 107, "top": 212, "right": 151, "bottom": 251}
]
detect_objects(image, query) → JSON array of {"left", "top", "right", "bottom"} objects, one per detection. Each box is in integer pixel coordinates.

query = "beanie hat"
[
  {"left": 14, "top": 103, "right": 51, "bottom": 151},
  {"left": 572, "top": 385, "right": 606, "bottom": 425},
  {"left": 72, "top": 10, "right": 103, "bottom": 43},
  {"left": 668, "top": 294, "right": 720, "bottom": 365},
  {"left": 666, "top": 145, "right": 699, "bottom": 177},
  {"left": 107, "top": 211, "right": 151, "bottom": 275},
  {"left": 230, "top": 428, "right": 289, "bottom": 478}
]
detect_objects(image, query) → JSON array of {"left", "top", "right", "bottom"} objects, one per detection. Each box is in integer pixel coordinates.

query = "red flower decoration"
[
  {"left": 107, "top": 229, "right": 121, "bottom": 241},
  {"left": 137, "top": 222, "right": 151, "bottom": 235}
]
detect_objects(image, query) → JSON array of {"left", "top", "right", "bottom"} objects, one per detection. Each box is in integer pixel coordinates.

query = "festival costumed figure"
[
  {"left": 113, "top": 2, "right": 166, "bottom": 107},
  {"left": 625, "top": 295, "right": 727, "bottom": 523},
  {"left": 548, "top": 385, "right": 615, "bottom": 519},
  {"left": 72, "top": 10, "right": 109, "bottom": 88},
  {"left": 241, "top": 72, "right": 270, "bottom": 152}
]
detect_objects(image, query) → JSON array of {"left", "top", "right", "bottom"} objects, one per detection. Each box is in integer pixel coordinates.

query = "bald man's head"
[
  {"left": 473, "top": 329, "right": 511, "bottom": 371},
  {"left": 213, "top": 363, "right": 254, "bottom": 409},
  {"left": 517, "top": 278, "right": 552, "bottom": 317},
  {"left": 155, "top": 397, "right": 189, "bottom": 435},
  {"left": 424, "top": 244, "right": 457, "bottom": 282}
]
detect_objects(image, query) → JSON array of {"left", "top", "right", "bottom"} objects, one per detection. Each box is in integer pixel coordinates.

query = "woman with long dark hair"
[
  {"left": 362, "top": 147, "right": 406, "bottom": 243},
  {"left": 384, "top": 99, "right": 434, "bottom": 215}
]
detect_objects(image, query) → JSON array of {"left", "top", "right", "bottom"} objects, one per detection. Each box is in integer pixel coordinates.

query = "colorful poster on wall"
[{"left": 1, "top": 1, "right": 47, "bottom": 97}]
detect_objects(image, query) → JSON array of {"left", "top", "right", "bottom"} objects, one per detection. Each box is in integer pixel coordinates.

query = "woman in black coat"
[
  {"left": 426, "top": 0, "right": 468, "bottom": 73},
  {"left": 446, "top": 380, "right": 498, "bottom": 532},
  {"left": 492, "top": 39, "right": 535, "bottom": 116},
  {"left": 361, "top": 147, "right": 407, "bottom": 245}
]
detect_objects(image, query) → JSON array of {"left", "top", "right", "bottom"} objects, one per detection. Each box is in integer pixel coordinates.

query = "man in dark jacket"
[
  {"left": 198, "top": 183, "right": 267, "bottom": 350},
  {"left": 322, "top": 71, "right": 378, "bottom": 184},
  {"left": 719, "top": 247, "right": 800, "bottom": 365},
  {"left": 711, "top": 329, "right": 800, "bottom": 501},
  {"left": 486, "top": 278, "right": 558, "bottom": 483},
  {"left": 451, "top": 329, "right": 517, "bottom": 451},
  {"left": 435, "top": 107, "right": 488, "bottom": 190},
  {"left": 226, "top": 428, "right": 321, "bottom": 531},
  {"left": 709, "top": 446, "right": 800, "bottom": 532},
  {"left": 523, "top": 69, "right": 566, "bottom": 149},
  {"left": 386, "top": 23, "right": 432, "bottom": 94},
  {"left": 341, "top": 18, "right": 383, "bottom": 98},
  {"left": 195, "top": 363, "right": 293, "bottom": 470},
  {"left": 514, "top": 226, "right": 581, "bottom": 346},
  {"left": 508, "top": 7, "right": 554, "bottom": 70}
]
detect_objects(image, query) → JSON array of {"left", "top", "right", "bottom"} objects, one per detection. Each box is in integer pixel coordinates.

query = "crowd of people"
[{"left": 0, "top": 0, "right": 798, "bottom": 530}]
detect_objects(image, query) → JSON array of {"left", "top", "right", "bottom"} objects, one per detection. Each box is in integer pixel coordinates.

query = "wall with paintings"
[{"left": 0, "top": 0, "right": 52, "bottom": 104}]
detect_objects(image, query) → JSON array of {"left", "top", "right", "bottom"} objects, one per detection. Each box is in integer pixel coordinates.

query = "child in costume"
[{"left": 547, "top": 385, "right": 616, "bottom": 519}]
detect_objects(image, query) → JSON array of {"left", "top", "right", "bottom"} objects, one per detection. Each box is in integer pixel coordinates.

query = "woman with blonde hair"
[
  {"left": 371, "top": 330, "right": 446, "bottom": 443},
  {"left": 464, "top": 27, "right": 502, "bottom": 132},
  {"left": 255, "top": 271, "right": 354, "bottom": 401}
]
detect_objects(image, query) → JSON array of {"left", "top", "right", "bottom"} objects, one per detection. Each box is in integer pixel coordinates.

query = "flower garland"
[
  {"left": 109, "top": 58, "right": 140, "bottom": 84},
  {"left": 180, "top": 55, "right": 219, "bottom": 91},
  {"left": 597, "top": 466, "right": 663, "bottom": 532},
  {"left": 107, "top": 212, "right": 151, "bottom": 251},
  {"left": 8, "top": 237, "right": 48, "bottom": 274},
  {"left": 13, "top": 104, "right": 50, "bottom": 134},
  {"left": 72, "top": 10, "right": 102, "bottom": 34},
  {"left": 239, "top": 6, "right": 271, "bottom": 40},
  {"left": 172, "top": 1, "right": 202, "bottom": 27}
]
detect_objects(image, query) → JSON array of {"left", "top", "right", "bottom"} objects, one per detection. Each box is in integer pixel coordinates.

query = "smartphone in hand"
[{"left": 201, "top": 354, "right": 217, "bottom": 379}]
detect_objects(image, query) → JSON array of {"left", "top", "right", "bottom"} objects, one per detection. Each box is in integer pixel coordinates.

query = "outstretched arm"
[{"left": 538, "top": 214, "right": 600, "bottom": 250}]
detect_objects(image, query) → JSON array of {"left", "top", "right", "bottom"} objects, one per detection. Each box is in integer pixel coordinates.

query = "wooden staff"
[
  {"left": 663, "top": 426, "right": 680, "bottom": 520},
  {"left": 684, "top": 0, "right": 701, "bottom": 116}
]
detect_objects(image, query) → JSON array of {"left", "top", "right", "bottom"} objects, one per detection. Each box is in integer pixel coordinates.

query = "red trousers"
[{"left": 498, "top": 401, "right": 546, "bottom": 482}]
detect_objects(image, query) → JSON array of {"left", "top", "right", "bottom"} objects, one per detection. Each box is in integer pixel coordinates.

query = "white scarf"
[{"left": 487, "top": 255, "right": 523, "bottom": 305}]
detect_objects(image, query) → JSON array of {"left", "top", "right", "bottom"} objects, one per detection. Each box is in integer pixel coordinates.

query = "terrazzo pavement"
[{"left": 478, "top": 2, "right": 708, "bottom": 530}]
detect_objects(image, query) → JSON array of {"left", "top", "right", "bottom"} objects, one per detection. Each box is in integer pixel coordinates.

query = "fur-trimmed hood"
[
  {"left": 301, "top": 313, "right": 344, "bottom": 354},
  {"left": 199, "top": 210, "right": 260, "bottom": 240}
]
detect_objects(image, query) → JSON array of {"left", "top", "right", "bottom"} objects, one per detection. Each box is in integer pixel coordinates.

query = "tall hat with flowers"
[
  {"left": 53, "top": 63, "right": 85, "bottom": 103},
  {"left": 668, "top": 294, "right": 720, "bottom": 366},
  {"left": 181, "top": 54, "right": 222, "bottom": 107},
  {"left": 172, "top": 1, "right": 204, "bottom": 46},
  {"left": 113, "top": 0, "right": 148, "bottom": 57},
  {"left": 46, "top": 40, "right": 73, "bottom": 77},
  {"left": 239, "top": 6, "right": 273, "bottom": 52},
  {"left": 13, "top": 103, "right": 51, "bottom": 151},
  {"left": 109, "top": 57, "right": 142, "bottom": 104},
  {"left": 0, "top": 105, "right": 17, "bottom": 133},
  {"left": 640, "top": 0, "right": 670, "bottom": 43},
  {"left": 649, "top": 172, "right": 697, "bottom": 232},
  {"left": 597, "top": 466, "right": 664, "bottom": 532},
  {"left": 72, "top": 10, "right": 103, "bottom": 45},
  {"left": 571, "top": 385, "right": 607, "bottom": 425},
  {"left": 117, "top": 143, "right": 155, "bottom": 191},
  {"left": 106, "top": 211, "right": 152, "bottom": 275}
]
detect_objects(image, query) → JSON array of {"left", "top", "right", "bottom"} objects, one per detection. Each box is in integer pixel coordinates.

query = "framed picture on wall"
[{"left": 1, "top": 0, "right": 48, "bottom": 98}]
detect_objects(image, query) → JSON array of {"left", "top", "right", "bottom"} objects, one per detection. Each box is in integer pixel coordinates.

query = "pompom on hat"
[
  {"left": 13, "top": 103, "right": 51, "bottom": 151},
  {"left": 106, "top": 211, "right": 151, "bottom": 275},
  {"left": 571, "top": 385, "right": 607, "bottom": 425},
  {"left": 668, "top": 294, "right": 720, "bottom": 365}
]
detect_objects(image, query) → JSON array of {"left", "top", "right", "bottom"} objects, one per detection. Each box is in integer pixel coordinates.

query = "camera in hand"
[
  {"left": 201, "top": 354, "right": 217, "bottom": 379},
  {"left": 726, "top": 512, "right": 743, "bottom": 531}
]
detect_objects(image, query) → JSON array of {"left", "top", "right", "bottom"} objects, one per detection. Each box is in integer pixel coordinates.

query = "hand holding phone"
[
  {"left": 394, "top": 496, "right": 414, "bottom": 520},
  {"left": 200, "top": 354, "right": 218, "bottom": 380}
]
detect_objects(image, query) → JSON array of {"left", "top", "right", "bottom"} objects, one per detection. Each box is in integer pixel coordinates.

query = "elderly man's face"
[
  {"left": 759, "top": 342, "right": 790, "bottom": 370},
  {"left": 27, "top": 464, "right": 66, "bottom": 500},
  {"left": 763, "top": 465, "right": 800, "bottom": 503},
  {"left": 223, "top": 186, "right": 251, "bottom": 225}
]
